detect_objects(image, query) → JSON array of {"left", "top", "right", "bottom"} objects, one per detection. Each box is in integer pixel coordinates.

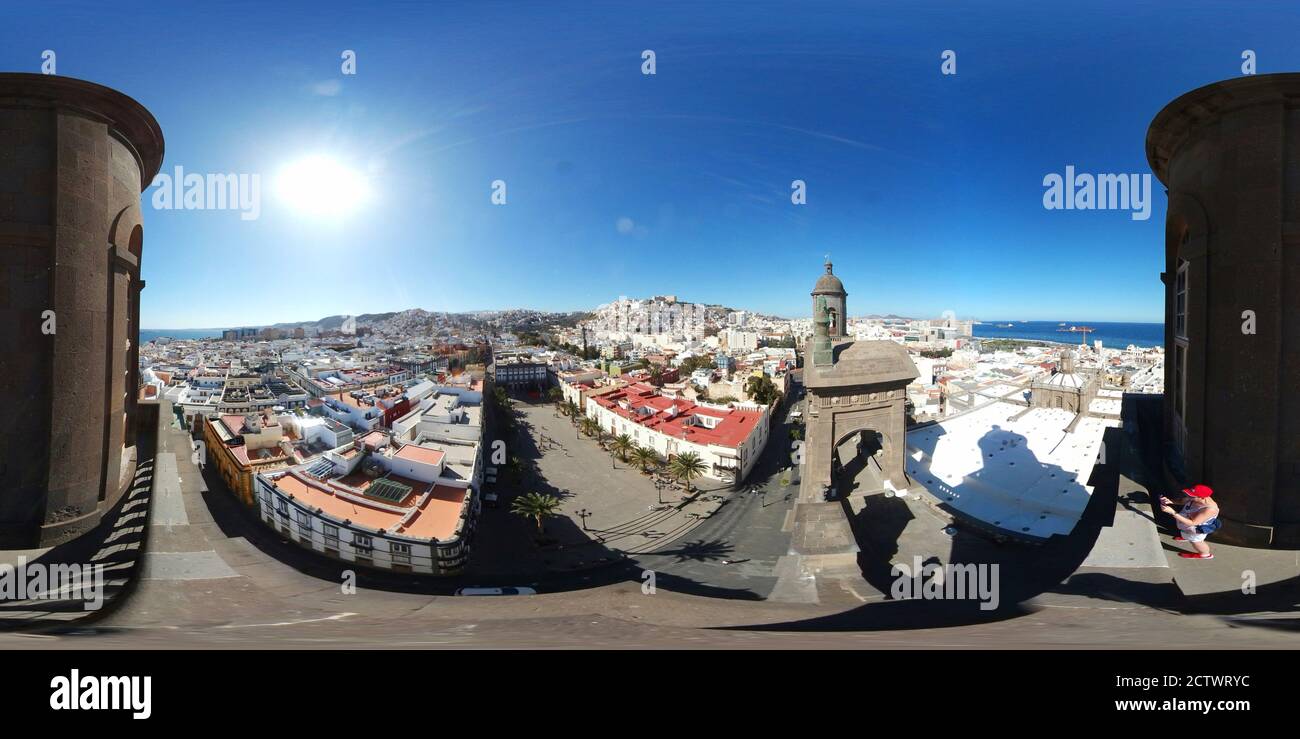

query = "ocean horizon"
[
  {"left": 140, "top": 328, "right": 223, "bottom": 343},
  {"left": 972, "top": 320, "right": 1162, "bottom": 349}
]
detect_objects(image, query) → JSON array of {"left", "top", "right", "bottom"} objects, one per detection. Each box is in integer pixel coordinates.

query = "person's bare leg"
[{"left": 1192, "top": 540, "right": 1211, "bottom": 556}]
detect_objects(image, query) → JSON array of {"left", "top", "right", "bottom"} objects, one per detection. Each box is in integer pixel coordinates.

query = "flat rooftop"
[
  {"left": 274, "top": 470, "right": 466, "bottom": 541},
  {"left": 394, "top": 444, "right": 445, "bottom": 467},
  {"left": 906, "top": 401, "right": 1118, "bottom": 540}
]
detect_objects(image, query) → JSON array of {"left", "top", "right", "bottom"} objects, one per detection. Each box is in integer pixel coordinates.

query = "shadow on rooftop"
[{"left": 720, "top": 423, "right": 1133, "bottom": 631}]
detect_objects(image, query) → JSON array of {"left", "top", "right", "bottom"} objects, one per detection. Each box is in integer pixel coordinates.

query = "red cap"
[{"left": 1183, "top": 484, "right": 1214, "bottom": 498}]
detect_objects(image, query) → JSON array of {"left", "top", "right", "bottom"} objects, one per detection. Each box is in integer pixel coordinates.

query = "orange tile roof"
[
  {"left": 592, "top": 388, "right": 762, "bottom": 448},
  {"left": 402, "top": 485, "right": 468, "bottom": 539},
  {"left": 275, "top": 473, "right": 401, "bottom": 531}
]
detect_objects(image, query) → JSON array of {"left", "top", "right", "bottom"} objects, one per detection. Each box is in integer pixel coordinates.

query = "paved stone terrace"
[{"left": 2, "top": 400, "right": 1297, "bottom": 648}]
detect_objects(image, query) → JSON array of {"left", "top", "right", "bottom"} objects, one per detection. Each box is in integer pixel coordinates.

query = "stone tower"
[
  {"left": 1059, "top": 349, "right": 1075, "bottom": 374},
  {"left": 1147, "top": 73, "right": 1300, "bottom": 547},
  {"left": 801, "top": 262, "right": 918, "bottom": 497},
  {"left": 785, "top": 261, "right": 918, "bottom": 592},
  {"left": 0, "top": 74, "right": 164, "bottom": 547},
  {"left": 811, "top": 258, "right": 847, "bottom": 339}
]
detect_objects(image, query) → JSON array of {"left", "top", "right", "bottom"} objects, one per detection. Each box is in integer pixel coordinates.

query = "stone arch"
[
  {"left": 830, "top": 425, "right": 890, "bottom": 496},
  {"left": 129, "top": 223, "right": 143, "bottom": 258},
  {"left": 832, "top": 415, "right": 900, "bottom": 475},
  {"left": 109, "top": 203, "right": 144, "bottom": 260},
  {"left": 834, "top": 427, "right": 884, "bottom": 458},
  {"left": 104, "top": 204, "right": 145, "bottom": 490}
]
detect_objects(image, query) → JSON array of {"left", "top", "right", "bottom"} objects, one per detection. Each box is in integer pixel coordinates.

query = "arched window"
[{"left": 128, "top": 224, "right": 143, "bottom": 258}]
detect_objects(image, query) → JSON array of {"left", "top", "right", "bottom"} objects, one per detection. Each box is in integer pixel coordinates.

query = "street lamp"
[{"left": 576, "top": 508, "right": 591, "bottom": 531}]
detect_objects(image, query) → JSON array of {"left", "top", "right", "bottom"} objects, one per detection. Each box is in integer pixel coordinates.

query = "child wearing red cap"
[{"left": 1159, "top": 485, "right": 1219, "bottom": 559}]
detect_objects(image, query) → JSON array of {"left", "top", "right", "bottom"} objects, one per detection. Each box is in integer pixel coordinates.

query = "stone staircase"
[{"left": 0, "top": 458, "right": 154, "bottom": 627}]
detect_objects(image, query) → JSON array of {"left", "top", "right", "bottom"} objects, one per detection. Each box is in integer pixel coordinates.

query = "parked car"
[{"left": 454, "top": 587, "right": 537, "bottom": 596}]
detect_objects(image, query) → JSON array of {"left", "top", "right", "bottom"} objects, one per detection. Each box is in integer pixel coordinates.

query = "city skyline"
[
  {"left": 5, "top": 1, "right": 1295, "bottom": 328},
  {"left": 137, "top": 302, "right": 1167, "bottom": 333}
]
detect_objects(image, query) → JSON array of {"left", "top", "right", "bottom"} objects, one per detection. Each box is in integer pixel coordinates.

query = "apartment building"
[
  {"left": 586, "top": 383, "right": 769, "bottom": 484},
  {"left": 254, "top": 435, "right": 480, "bottom": 574}
]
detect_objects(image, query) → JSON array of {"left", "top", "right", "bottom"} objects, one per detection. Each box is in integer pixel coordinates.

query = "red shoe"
[
  {"left": 1178, "top": 552, "right": 1213, "bottom": 559},
  {"left": 1173, "top": 536, "right": 1186, "bottom": 541}
]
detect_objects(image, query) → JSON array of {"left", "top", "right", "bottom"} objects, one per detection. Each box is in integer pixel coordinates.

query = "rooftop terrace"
[{"left": 906, "top": 401, "right": 1118, "bottom": 540}]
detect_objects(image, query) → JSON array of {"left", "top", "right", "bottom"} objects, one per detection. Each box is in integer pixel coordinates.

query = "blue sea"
[
  {"left": 140, "top": 328, "right": 222, "bottom": 343},
  {"left": 972, "top": 321, "right": 1163, "bottom": 349}
]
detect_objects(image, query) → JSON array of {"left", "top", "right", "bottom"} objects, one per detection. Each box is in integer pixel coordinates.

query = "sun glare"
[{"left": 275, "top": 155, "right": 371, "bottom": 217}]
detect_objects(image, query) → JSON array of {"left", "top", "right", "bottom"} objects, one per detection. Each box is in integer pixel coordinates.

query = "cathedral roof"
[{"left": 1042, "top": 371, "right": 1086, "bottom": 389}]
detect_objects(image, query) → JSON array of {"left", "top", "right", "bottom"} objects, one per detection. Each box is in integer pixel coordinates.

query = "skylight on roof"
[{"left": 367, "top": 478, "right": 412, "bottom": 503}]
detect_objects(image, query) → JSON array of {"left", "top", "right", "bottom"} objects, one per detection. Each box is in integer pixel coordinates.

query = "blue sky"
[{"left": 5, "top": 0, "right": 1299, "bottom": 327}]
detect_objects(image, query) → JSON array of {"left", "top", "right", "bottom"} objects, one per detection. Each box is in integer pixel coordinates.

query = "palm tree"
[
  {"left": 611, "top": 434, "right": 634, "bottom": 463},
  {"left": 631, "top": 445, "right": 660, "bottom": 474},
  {"left": 493, "top": 386, "right": 511, "bottom": 409},
  {"left": 579, "top": 417, "right": 600, "bottom": 438},
  {"left": 547, "top": 386, "right": 563, "bottom": 404},
  {"left": 511, "top": 492, "right": 562, "bottom": 534},
  {"left": 563, "top": 400, "right": 579, "bottom": 419},
  {"left": 669, "top": 452, "right": 707, "bottom": 493}
]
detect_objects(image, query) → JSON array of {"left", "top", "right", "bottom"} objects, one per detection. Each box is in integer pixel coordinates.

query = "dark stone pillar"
[
  {"left": 1147, "top": 73, "right": 1300, "bottom": 547},
  {"left": 0, "top": 74, "right": 163, "bottom": 547}
]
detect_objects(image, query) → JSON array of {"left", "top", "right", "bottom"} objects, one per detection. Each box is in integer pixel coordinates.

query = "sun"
[{"left": 274, "top": 155, "right": 371, "bottom": 217}]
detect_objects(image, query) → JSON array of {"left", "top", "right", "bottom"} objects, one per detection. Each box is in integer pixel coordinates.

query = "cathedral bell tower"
[{"left": 811, "top": 257, "right": 847, "bottom": 339}]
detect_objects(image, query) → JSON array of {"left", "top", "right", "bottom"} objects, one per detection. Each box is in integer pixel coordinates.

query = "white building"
[
  {"left": 586, "top": 382, "right": 770, "bottom": 483},
  {"left": 255, "top": 435, "right": 481, "bottom": 575},
  {"left": 392, "top": 389, "right": 483, "bottom": 444},
  {"left": 724, "top": 329, "right": 760, "bottom": 352}
]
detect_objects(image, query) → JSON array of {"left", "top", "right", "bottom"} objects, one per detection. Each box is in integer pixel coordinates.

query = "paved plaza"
[{"left": 467, "top": 398, "right": 733, "bottom": 575}]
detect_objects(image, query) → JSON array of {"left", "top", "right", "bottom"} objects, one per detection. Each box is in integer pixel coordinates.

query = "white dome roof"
[{"left": 1043, "top": 371, "right": 1085, "bottom": 389}]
